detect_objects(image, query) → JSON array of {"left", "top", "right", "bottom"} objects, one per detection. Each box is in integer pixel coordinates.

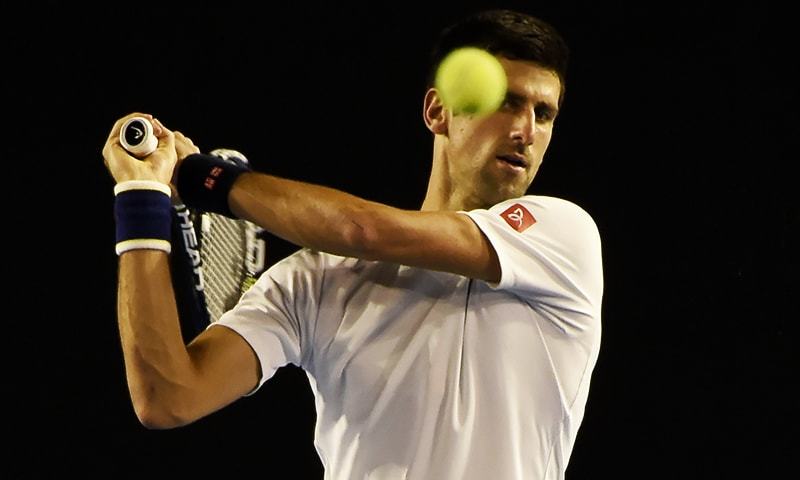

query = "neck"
[
  {"left": 420, "top": 139, "right": 484, "bottom": 212},
  {"left": 421, "top": 139, "right": 453, "bottom": 211}
]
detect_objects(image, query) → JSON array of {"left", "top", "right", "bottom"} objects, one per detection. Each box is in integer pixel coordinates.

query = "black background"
[{"left": 6, "top": 1, "right": 797, "bottom": 478}]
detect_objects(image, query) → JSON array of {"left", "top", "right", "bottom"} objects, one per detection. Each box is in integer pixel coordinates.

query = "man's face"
[{"left": 443, "top": 57, "right": 562, "bottom": 208}]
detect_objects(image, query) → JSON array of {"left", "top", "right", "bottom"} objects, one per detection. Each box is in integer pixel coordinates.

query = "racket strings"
[{"left": 200, "top": 213, "right": 249, "bottom": 322}]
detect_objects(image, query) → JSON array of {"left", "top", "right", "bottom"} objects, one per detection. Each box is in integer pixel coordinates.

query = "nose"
[{"left": 510, "top": 107, "right": 536, "bottom": 147}]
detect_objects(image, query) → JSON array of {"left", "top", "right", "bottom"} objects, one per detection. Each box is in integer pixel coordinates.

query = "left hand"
[{"left": 102, "top": 112, "right": 176, "bottom": 185}]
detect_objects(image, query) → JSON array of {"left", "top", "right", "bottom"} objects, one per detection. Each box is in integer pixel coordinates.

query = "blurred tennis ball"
[{"left": 435, "top": 47, "right": 507, "bottom": 116}]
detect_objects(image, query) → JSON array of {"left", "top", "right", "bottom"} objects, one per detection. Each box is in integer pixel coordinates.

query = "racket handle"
[{"left": 120, "top": 116, "right": 158, "bottom": 158}]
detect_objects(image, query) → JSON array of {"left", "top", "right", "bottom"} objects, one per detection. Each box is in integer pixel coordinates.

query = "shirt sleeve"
[
  {"left": 462, "top": 196, "right": 603, "bottom": 332},
  {"left": 212, "top": 249, "right": 322, "bottom": 394}
]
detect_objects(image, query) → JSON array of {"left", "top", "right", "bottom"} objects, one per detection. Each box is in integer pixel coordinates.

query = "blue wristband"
[
  {"left": 114, "top": 181, "right": 172, "bottom": 255},
  {"left": 176, "top": 153, "right": 250, "bottom": 218}
]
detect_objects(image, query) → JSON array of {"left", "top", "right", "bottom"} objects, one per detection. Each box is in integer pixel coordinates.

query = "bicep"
[
  {"left": 182, "top": 324, "right": 261, "bottom": 419},
  {"left": 358, "top": 208, "right": 501, "bottom": 283}
]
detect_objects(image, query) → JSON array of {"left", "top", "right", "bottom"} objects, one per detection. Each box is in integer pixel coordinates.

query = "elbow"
[
  {"left": 135, "top": 410, "right": 171, "bottom": 431},
  {"left": 339, "top": 207, "right": 382, "bottom": 260},
  {"left": 131, "top": 394, "right": 192, "bottom": 430}
]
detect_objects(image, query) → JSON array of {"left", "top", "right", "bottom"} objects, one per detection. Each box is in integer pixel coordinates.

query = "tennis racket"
[
  {"left": 120, "top": 117, "right": 267, "bottom": 340},
  {"left": 170, "top": 148, "right": 268, "bottom": 339}
]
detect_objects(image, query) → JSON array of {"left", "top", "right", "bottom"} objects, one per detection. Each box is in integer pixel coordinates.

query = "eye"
[
  {"left": 535, "top": 106, "right": 557, "bottom": 123},
  {"left": 501, "top": 97, "right": 518, "bottom": 110}
]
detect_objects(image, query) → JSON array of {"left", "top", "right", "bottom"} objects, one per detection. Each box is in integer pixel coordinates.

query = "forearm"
[
  {"left": 229, "top": 172, "right": 387, "bottom": 258},
  {"left": 117, "top": 250, "right": 195, "bottom": 428},
  {"left": 228, "top": 172, "right": 500, "bottom": 281}
]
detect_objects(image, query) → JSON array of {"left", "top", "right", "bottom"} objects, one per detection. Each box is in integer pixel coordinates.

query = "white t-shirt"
[{"left": 215, "top": 195, "right": 603, "bottom": 480}]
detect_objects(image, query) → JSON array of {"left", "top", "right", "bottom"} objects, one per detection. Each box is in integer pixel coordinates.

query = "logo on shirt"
[{"left": 500, "top": 203, "right": 536, "bottom": 232}]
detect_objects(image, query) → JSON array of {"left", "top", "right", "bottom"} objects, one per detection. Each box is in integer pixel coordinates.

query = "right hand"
[
  {"left": 171, "top": 130, "right": 200, "bottom": 188},
  {"left": 102, "top": 112, "right": 176, "bottom": 185}
]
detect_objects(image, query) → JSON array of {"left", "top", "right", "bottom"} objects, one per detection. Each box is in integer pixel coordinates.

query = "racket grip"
[{"left": 120, "top": 116, "right": 158, "bottom": 158}]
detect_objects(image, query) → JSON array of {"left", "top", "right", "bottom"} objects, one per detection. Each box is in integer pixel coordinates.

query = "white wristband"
[
  {"left": 115, "top": 239, "right": 172, "bottom": 255},
  {"left": 114, "top": 180, "right": 171, "bottom": 197}
]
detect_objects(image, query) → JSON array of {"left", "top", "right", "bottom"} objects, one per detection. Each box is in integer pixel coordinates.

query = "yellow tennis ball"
[{"left": 435, "top": 47, "right": 508, "bottom": 116}]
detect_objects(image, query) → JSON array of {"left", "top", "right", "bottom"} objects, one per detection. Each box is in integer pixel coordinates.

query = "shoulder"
[
  {"left": 472, "top": 194, "right": 600, "bottom": 239},
  {"left": 511, "top": 195, "right": 597, "bottom": 224},
  {"left": 463, "top": 194, "right": 604, "bottom": 310}
]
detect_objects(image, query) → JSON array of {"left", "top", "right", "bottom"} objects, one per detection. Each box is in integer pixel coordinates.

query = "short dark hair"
[{"left": 427, "top": 9, "right": 570, "bottom": 103}]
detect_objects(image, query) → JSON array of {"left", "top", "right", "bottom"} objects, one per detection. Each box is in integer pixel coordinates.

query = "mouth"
[{"left": 496, "top": 154, "right": 529, "bottom": 172}]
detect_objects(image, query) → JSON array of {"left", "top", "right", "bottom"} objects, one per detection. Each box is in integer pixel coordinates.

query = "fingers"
[
  {"left": 104, "top": 112, "right": 154, "bottom": 146},
  {"left": 103, "top": 112, "right": 177, "bottom": 184},
  {"left": 174, "top": 130, "right": 191, "bottom": 144},
  {"left": 174, "top": 130, "right": 201, "bottom": 159},
  {"left": 151, "top": 116, "right": 171, "bottom": 138},
  {"left": 100, "top": 111, "right": 202, "bottom": 187},
  {"left": 102, "top": 112, "right": 174, "bottom": 157},
  {"left": 102, "top": 112, "right": 156, "bottom": 162},
  {"left": 155, "top": 123, "right": 176, "bottom": 154}
]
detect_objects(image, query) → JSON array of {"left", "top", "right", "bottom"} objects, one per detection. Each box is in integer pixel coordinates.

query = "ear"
[{"left": 423, "top": 88, "right": 448, "bottom": 135}]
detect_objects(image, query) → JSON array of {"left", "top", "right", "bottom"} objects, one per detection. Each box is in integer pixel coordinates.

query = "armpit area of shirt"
[{"left": 457, "top": 210, "right": 509, "bottom": 290}]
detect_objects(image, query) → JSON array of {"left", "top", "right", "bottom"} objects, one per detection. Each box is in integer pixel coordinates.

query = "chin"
[
  {"left": 480, "top": 190, "right": 521, "bottom": 209},
  {"left": 476, "top": 174, "right": 530, "bottom": 207}
]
